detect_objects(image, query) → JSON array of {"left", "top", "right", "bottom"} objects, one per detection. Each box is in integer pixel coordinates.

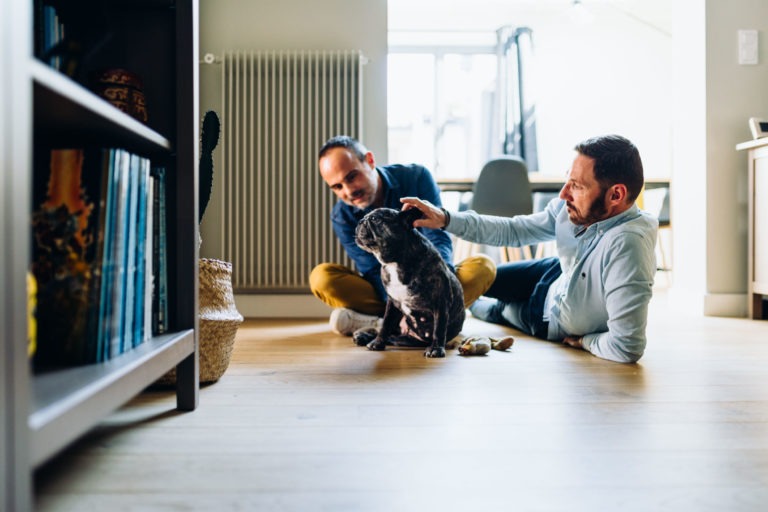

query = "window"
[{"left": 388, "top": 48, "right": 498, "bottom": 181}]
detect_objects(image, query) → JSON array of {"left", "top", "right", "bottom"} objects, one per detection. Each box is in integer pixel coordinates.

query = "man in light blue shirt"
[{"left": 402, "top": 134, "right": 658, "bottom": 363}]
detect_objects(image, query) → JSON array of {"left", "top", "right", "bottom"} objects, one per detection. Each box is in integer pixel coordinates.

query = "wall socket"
[{"left": 738, "top": 29, "right": 758, "bottom": 65}]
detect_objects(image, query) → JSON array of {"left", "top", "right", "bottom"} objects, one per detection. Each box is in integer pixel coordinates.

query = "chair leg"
[
  {"left": 657, "top": 226, "right": 671, "bottom": 271},
  {"left": 521, "top": 245, "right": 533, "bottom": 260},
  {"left": 499, "top": 246, "right": 510, "bottom": 263}
]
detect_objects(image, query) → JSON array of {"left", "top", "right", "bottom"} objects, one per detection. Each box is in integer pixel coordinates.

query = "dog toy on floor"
[{"left": 458, "top": 335, "right": 515, "bottom": 356}]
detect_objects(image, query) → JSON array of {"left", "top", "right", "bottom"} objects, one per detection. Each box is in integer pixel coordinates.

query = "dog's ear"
[{"left": 399, "top": 207, "right": 424, "bottom": 229}]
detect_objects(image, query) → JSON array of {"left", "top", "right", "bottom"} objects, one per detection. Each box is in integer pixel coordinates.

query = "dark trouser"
[{"left": 476, "top": 256, "right": 562, "bottom": 339}]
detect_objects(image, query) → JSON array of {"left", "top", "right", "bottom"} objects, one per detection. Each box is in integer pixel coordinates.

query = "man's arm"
[
  {"left": 411, "top": 168, "right": 454, "bottom": 268},
  {"left": 579, "top": 233, "right": 656, "bottom": 363},
  {"left": 403, "top": 196, "right": 559, "bottom": 249}
]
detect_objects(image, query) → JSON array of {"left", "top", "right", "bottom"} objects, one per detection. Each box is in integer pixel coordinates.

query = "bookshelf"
[{"left": 1, "top": 0, "right": 200, "bottom": 509}]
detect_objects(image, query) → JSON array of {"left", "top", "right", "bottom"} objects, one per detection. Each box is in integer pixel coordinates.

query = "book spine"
[
  {"left": 122, "top": 154, "right": 140, "bottom": 351},
  {"left": 144, "top": 166, "right": 154, "bottom": 343},
  {"left": 132, "top": 157, "right": 150, "bottom": 347},
  {"left": 151, "top": 166, "right": 167, "bottom": 334},
  {"left": 108, "top": 149, "right": 130, "bottom": 359}
]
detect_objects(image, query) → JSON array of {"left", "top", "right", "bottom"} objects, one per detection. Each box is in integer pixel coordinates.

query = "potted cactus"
[{"left": 159, "top": 111, "right": 243, "bottom": 385}]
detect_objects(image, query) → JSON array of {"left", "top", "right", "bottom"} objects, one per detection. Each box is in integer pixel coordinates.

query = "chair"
[
  {"left": 642, "top": 186, "right": 672, "bottom": 272},
  {"left": 532, "top": 191, "right": 559, "bottom": 258},
  {"left": 454, "top": 156, "right": 534, "bottom": 263}
]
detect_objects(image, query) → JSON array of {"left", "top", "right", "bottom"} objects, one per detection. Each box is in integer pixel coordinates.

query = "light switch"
[{"left": 738, "top": 29, "right": 758, "bottom": 65}]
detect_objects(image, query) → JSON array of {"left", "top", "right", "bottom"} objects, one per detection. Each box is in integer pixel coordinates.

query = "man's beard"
[
  {"left": 345, "top": 187, "right": 375, "bottom": 209},
  {"left": 568, "top": 192, "right": 608, "bottom": 226}
]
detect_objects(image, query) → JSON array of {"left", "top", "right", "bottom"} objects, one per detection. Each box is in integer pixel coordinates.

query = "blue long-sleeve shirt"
[
  {"left": 446, "top": 198, "right": 658, "bottom": 363},
  {"left": 330, "top": 164, "right": 454, "bottom": 301}
]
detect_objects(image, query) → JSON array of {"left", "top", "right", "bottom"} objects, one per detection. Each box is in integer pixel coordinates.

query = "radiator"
[{"left": 220, "top": 50, "right": 364, "bottom": 292}]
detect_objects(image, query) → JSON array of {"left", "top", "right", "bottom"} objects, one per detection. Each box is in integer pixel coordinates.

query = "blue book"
[
  {"left": 121, "top": 153, "right": 140, "bottom": 352},
  {"left": 143, "top": 165, "right": 154, "bottom": 342},
  {"left": 108, "top": 149, "right": 131, "bottom": 359},
  {"left": 132, "top": 157, "right": 150, "bottom": 347},
  {"left": 82, "top": 147, "right": 114, "bottom": 363},
  {"left": 97, "top": 149, "right": 118, "bottom": 362}
]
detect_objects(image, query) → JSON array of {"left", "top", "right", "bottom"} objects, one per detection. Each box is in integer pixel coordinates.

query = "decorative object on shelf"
[
  {"left": 92, "top": 68, "right": 149, "bottom": 123},
  {"left": 157, "top": 111, "right": 242, "bottom": 385},
  {"left": 28, "top": 271, "right": 37, "bottom": 358},
  {"left": 31, "top": 148, "right": 105, "bottom": 367}
]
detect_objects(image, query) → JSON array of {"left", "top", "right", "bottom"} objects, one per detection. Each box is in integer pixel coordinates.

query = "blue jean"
[{"left": 475, "top": 256, "right": 562, "bottom": 339}]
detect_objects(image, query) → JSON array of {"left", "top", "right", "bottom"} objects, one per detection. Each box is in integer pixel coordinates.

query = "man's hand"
[
  {"left": 400, "top": 197, "right": 448, "bottom": 229},
  {"left": 562, "top": 336, "right": 583, "bottom": 349}
]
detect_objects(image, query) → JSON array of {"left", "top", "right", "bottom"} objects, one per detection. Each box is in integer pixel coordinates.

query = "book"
[
  {"left": 31, "top": 147, "right": 112, "bottom": 367},
  {"left": 151, "top": 166, "right": 168, "bottom": 334},
  {"left": 121, "top": 154, "right": 141, "bottom": 351},
  {"left": 132, "top": 157, "right": 151, "bottom": 347},
  {"left": 143, "top": 166, "right": 154, "bottom": 343},
  {"left": 96, "top": 148, "right": 118, "bottom": 362},
  {"left": 107, "top": 149, "right": 131, "bottom": 359}
]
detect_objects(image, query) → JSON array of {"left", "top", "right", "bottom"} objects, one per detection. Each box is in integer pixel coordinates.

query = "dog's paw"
[
  {"left": 444, "top": 334, "right": 463, "bottom": 350},
  {"left": 424, "top": 346, "right": 446, "bottom": 358},
  {"left": 366, "top": 338, "right": 387, "bottom": 351},
  {"left": 352, "top": 327, "right": 378, "bottom": 346}
]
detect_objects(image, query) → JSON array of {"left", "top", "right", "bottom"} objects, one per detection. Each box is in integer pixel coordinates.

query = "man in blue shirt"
[
  {"left": 309, "top": 135, "right": 496, "bottom": 336},
  {"left": 402, "top": 134, "right": 658, "bottom": 363}
]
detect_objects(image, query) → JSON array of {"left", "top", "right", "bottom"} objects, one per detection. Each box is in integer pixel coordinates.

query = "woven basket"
[{"left": 157, "top": 258, "right": 243, "bottom": 385}]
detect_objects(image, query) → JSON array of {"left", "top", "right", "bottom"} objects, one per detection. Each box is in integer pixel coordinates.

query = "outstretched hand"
[
  {"left": 562, "top": 336, "right": 584, "bottom": 349},
  {"left": 400, "top": 197, "right": 448, "bottom": 229}
]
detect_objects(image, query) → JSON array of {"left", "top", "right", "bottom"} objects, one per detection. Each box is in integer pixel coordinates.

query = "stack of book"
[{"left": 31, "top": 147, "right": 168, "bottom": 368}]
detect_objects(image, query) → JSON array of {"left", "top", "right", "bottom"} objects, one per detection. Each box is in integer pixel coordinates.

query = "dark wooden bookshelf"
[{"left": 1, "top": 1, "right": 200, "bottom": 509}]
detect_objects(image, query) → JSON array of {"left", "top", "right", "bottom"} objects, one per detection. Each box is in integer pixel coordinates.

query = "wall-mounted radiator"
[{"left": 220, "top": 50, "right": 364, "bottom": 293}]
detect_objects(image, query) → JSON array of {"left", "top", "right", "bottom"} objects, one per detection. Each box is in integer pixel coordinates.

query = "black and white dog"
[{"left": 353, "top": 207, "right": 465, "bottom": 358}]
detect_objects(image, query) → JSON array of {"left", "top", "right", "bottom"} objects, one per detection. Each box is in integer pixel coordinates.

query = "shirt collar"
[{"left": 351, "top": 166, "right": 399, "bottom": 216}]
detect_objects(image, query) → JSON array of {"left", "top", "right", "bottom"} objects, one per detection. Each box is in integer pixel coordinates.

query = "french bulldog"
[{"left": 353, "top": 207, "right": 465, "bottom": 358}]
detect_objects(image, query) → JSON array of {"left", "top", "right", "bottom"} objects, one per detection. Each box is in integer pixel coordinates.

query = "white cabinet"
[{"left": 738, "top": 138, "right": 768, "bottom": 319}]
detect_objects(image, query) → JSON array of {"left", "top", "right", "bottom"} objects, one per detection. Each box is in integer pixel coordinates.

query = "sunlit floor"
[{"left": 34, "top": 276, "right": 768, "bottom": 512}]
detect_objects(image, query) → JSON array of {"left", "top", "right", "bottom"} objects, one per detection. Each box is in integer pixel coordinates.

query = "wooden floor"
[{"left": 35, "top": 282, "right": 768, "bottom": 511}]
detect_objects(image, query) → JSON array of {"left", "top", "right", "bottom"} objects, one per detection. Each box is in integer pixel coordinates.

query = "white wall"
[
  {"left": 198, "top": 0, "right": 388, "bottom": 317},
  {"left": 672, "top": 0, "right": 768, "bottom": 317},
  {"left": 198, "top": 0, "right": 388, "bottom": 156},
  {"left": 196, "top": 0, "right": 768, "bottom": 319}
]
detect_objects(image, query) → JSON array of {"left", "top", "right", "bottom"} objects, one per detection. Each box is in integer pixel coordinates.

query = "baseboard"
[
  {"left": 666, "top": 287, "right": 748, "bottom": 318},
  {"left": 703, "top": 293, "right": 748, "bottom": 318},
  {"left": 234, "top": 294, "right": 332, "bottom": 318}
]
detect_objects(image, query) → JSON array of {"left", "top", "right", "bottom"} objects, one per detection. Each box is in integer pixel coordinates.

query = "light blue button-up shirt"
[{"left": 447, "top": 198, "right": 658, "bottom": 363}]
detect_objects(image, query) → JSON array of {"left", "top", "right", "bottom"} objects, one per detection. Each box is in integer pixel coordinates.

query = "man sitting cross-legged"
[{"left": 309, "top": 135, "right": 496, "bottom": 336}]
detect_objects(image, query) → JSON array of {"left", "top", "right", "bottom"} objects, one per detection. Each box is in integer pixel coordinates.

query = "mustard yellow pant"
[{"left": 309, "top": 254, "right": 497, "bottom": 316}]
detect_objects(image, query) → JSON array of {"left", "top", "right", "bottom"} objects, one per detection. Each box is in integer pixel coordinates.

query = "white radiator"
[{"left": 220, "top": 50, "right": 364, "bottom": 292}]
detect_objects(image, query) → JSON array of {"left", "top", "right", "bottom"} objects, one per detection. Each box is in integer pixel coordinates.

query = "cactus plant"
[{"left": 199, "top": 110, "right": 220, "bottom": 223}]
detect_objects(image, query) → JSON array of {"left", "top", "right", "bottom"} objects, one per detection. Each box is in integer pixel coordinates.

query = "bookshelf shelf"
[
  {"left": 32, "top": 59, "right": 172, "bottom": 154},
  {"left": 29, "top": 329, "right": 195, "bottom": 467},
  {"left": 2, "top": 0, "right": 200, "bottom": 509}
]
